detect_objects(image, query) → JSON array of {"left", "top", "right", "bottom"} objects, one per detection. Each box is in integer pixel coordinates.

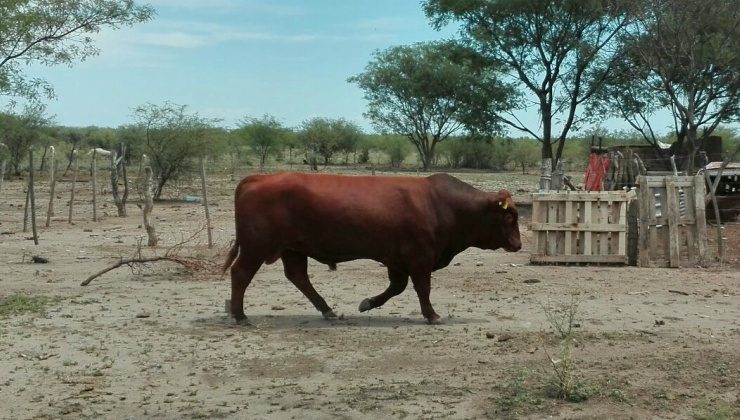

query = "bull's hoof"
[
  {"left": 425, "top": 314, "right": 442, "bottom": 325},
  {"left": 234, "top": 317, "right": 252, "bottom": 326},
  {"left": 322, "top": 310, "right": 338, "bottom": 320},
  {"left": 358, "top": 298, "right": 373, "bottom": 312}
]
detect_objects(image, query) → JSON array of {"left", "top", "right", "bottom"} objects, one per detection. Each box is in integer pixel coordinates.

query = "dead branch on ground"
[{"left": 80, "top": 227, "right": 219, "bottom": 286}]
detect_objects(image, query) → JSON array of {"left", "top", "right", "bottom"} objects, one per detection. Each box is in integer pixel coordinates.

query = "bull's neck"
[{"left": 438, "top": 195, "right": 490, "bottom": 264}]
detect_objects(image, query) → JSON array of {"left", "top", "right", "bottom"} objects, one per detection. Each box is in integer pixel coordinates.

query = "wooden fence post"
[
  {"left": 200, "top": 157, "right": 213, "bottom": 248},
  {"left": 68, "top": 151, "right": 78, "bottom": 224},
  {"left": 693, "top": 175, "right": 708, "bottom": 265},
  {"left": 143, "top": 166, "right": 157, "bottom": 247},
  {"left": 637, "top": 176, "right": 651, "bottom": 267},
  {"left": 28, "top": 148, "right": 38, "bottom": 245},
  {"left": 45, "top": 146, "right": 57, "bottom": 227},
  {"left": 0, "top": 142, "right": 7, "bottom": 193},
  {"left": 91, "top": 149, "right": 98, "bottom": 222}
]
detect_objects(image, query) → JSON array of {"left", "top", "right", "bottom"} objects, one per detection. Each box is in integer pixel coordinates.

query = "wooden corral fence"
[
  {"left": 636, "top": 175, "right": 708, "bottom": 267},
  {"left": 530, "top": 191, "right": 631, "bottom": 264}
]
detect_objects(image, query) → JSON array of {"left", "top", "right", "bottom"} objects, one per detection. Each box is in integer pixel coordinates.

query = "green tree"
[
  {"left": 299, "top": 117, "right": 339, "bottom": 167},
  {"left": 425, "top": 0, "right": 635, "bottom": 185},
  {"left": 0, "top": 0, "right": 154, "bottom": 105},
  {"left": 349, "top": 41, "right": 513, "bottom": 170},
  {"left": 281, "top": 129, "right": 300, "bottom": 167},
  {"left": 333, "top": 119, "right": 364, "bottom": 165},
  {"left": 590, "top": 0, "right": 740, "bottom": 172},
  {"left": 236, "top": 114, "right": 286, "bottom": 171},
  {"left": 379, "top": 135, "right": 411, "bottom": 168},
  {"left": 510, "top": 139, "right": 541, "bottom": 174},
  {"left": 131, "top": 102, "right": 217, "bottom": 200},
  {"left": 0, "top": 105, "right": 51, "bottom": 175}
]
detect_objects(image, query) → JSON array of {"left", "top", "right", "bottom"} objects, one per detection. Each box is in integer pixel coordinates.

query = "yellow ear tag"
[{"left": 499, "top": 201, "right": 508, "bottom": 209}]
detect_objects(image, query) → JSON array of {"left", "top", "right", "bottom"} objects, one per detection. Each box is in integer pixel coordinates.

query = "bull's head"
[{"left": 488, "top": 191, "right": 522, "bottom": 252}]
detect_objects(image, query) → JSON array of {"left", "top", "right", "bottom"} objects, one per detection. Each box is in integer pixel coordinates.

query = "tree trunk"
[
  {"left": 122, "top": 153, "right": 129, "bottom": 216},
  {"left": 62, "top": 143, "right": 78, "bottom": 177},
  {"left": 38, "top": 146, "right": 48, "bottom": 173},
  {"left": 539, "top": 158, "right": 552, "bottom": 191},
  {"left": 540, "top": 103, "right": 554, "bottom": 190},
  {"left": 0, "top": 159, "right": 6, "bottom": 193},
  {"left": 110, "top": 144, "right": 127, "bottom": 217}
]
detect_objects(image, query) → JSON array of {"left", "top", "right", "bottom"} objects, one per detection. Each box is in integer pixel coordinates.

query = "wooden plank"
[
  {"left": 618, "top": 200, "right": 627, "bottom": 257},
  {"left": 574, "top": 201, "right": 583, "bottom": 255},
  {"left": 643, "top": 180, "right": 695, "bottom": 188},
  {"left": 665, "top": 178, "right": 680, "bottom": 267},
  {"left": 684, "top": 185, "right": 696, "bottom": 263},
  {"left": 599, "top": 200, "right": 610, "bottom": 255},
  {"left": 651, "top": 187, "right": 662, "bottom": 262},
  {"left": 584, "top": 201, "right": 592, "bottom": 255},
  {"left": 642, "top": 176, "right": 695, "bottom": 187},
  {"left": 547, "top": 200, "right": 558, "bottom": 256},
  {"left": 532, "top": 192, "right": 630, "bottom": 202},
  {"left": 637, "top": 176, "right": 652, "bottom": 267},
  {"left": 564, "top": 200, "right": 573, "bottom": 255},
  {"left": 532, "top": 199, "right": 546, "bottom": 256},
  {"left": 530, "top": 254, "right": 627, "bottom": 264},
  {"left": 693, "top": 175, "right": 708, "bottom": 264},
  {"left": 556, "top": 200, "right": 566, "bottom": 255},
  {"left": 530, "top": 223, "right": 626, "bottom": 232}
]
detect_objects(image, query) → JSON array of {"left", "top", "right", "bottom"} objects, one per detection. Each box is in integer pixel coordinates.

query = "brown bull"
[{"left": 223, "top": 172, "right": 521, "bottom": 324}]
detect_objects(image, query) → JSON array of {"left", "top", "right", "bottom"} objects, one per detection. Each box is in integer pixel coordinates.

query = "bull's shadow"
[{"left": 191, "top": 313, "right": 486, "bottom": 330}]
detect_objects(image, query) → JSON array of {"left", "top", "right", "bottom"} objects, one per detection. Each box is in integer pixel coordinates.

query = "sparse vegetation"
[
  {"left": 693, "top": 399, "right": 740, "bottom": 420},
  {"left": 494, "top": 369, "right": 543, "bottom": 416},
  {"left": 0, "top": 294, "right": 58, "bottom": 318},
  {"left": 541, "top": 293, "right": 592, "bottom": 402}
]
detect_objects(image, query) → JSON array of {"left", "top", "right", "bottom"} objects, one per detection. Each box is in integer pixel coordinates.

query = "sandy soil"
[{"left": 0, "top": 171, "right": 738, "bottom": 419}]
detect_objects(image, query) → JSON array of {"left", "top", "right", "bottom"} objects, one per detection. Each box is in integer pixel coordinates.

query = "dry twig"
[{"left": 80, "top": 227, "right": 219, "bottom": 286}]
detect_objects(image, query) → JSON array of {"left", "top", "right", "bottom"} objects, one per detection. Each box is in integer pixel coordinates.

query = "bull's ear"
[{"left": 492, "top": 191, "right": 512, "bottom": 212}]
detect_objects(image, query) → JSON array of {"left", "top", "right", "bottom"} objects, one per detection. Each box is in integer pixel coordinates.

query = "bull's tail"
[{"left": 222, "top": 240, "right": 239, "bottom": 274}]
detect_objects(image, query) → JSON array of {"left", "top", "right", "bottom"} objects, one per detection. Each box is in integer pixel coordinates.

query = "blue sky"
[
  {"left": 17, "top": 0, "right": 687, "bottom": 137},
  {"left": 21, "top": 0, "right": 453, "bottom": 131}
]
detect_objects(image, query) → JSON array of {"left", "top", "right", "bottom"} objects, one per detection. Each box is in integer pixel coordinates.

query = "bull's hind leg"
[
  {"left": 410, "top": 271, "right": 441, "bottom": 324},
  {"left": 359, "top": 267, "right": 408, "bottom": 312},
  {"left": 230, "top": 255, "right": 263, "bottom": 325},
  {"left": 281, "top": 250, "right": 336, "bottom": 319}
]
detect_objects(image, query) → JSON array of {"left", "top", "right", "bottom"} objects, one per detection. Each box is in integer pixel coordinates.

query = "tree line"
[
  {"left": 3, "top": 101, "right": 737, "bottom": 200},
  {"left": 2, "top": 0, "right": 740, "bottom": 191}
]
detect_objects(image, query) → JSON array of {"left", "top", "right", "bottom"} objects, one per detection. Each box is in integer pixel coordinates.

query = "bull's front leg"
[{"left": 410, "top": 271, "right": 441, "bottom": 324}]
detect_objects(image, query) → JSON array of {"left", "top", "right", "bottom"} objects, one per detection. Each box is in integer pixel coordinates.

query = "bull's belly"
[{"left": 286, "top": 242, "right": 391, "bottom": 266}]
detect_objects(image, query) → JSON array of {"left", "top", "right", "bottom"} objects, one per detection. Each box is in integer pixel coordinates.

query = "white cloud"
[{"left": 146, "top": 0, "right": 303, "bottom": 17}]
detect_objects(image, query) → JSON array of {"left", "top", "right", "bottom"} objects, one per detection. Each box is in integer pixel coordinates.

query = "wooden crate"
[
  {"left": 636, "top": 175, "right": 708, "bottom": 267},
  {"left": 530, "top": 191, "right": 630, "bottom": 264}
]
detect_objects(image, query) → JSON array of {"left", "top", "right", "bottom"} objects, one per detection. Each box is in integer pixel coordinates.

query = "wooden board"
[
  {"left": 635, "top": 175, "right": 708, "bottom": 267},
  {"left": 530, "top": 191, "right": 630, "bottom": 265}
]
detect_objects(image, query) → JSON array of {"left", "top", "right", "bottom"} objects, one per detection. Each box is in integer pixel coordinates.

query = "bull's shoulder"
[{"left": 426, "top": 173, "right": 483, "bottom": 197}]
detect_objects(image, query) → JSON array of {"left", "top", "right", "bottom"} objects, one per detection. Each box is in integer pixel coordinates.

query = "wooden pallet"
[
  {"left": 636, "top": 175, "right": 708, "bottom": 267},
  {"left": 530, "top": 191, "right": 631, "bottom": 264}
]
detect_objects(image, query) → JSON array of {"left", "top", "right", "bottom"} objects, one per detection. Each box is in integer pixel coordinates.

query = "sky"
[
  {"left": 16, "top": 0, "right": 684, "bottom": 137},
  {"left": 19, "top": 0, "right": 453, "bottom": 132}
]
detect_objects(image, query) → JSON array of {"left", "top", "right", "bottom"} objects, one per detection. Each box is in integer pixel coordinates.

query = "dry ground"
[{"left": 0, "top": 170, "right": 738, "bottom": 419}]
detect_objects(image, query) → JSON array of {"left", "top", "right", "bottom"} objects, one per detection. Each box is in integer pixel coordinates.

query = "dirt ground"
[{"left": 0, "top": 170, "right": 738, "bottom": 420}]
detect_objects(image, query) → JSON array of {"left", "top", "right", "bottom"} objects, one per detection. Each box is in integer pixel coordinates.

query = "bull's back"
[{"left": 233, "top": 173, "right": 437, "bottom": 262}]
